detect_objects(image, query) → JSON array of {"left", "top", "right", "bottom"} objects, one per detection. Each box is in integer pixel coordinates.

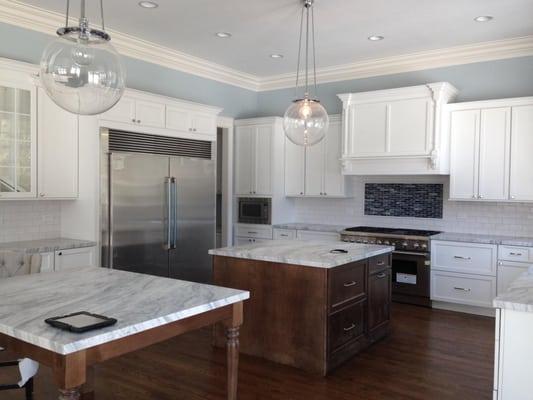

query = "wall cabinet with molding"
[
  {"left": 448, "top": 97, "right": 533, "bottom": 202},
  {"left": 285, "top": 115, "right": 348, "bottom": 197},
  {"left": 338, "top": 82, "right": 458, "bottom": 175}
]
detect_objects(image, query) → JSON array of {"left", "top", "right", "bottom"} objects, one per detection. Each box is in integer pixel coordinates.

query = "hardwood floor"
[{"left": 0, "top": 303, "right": 494, "bottom": 400}]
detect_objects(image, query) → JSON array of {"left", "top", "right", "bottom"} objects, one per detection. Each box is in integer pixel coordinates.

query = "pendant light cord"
[
  {"left": 65, "top": 0, "right": 70, "bottom": 27},
  {"left": 304, "top": 2, "right": 309, "bottom": 97},
  {"left": 293, "top": 5, "right": 304, "bottom": 100},
  {"left": 311, "top": 6, "right": 318, "bottom": 99},
  {"left": 100, "top": 0, "right": 105, "bottom": 31}
]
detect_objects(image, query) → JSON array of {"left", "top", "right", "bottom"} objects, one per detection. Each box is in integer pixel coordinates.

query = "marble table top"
[
  {"left": 431, "top": 232, "right": 533, "bottom": 247},
  {"left": 0, "top": 267, "right": 249, "bottom": 355},
  {"left": 209, "top": 240, "right": 394, "bottom": 268},
  {"left": 494, "top": 271, "right": 533, "bottom": 312},
  {"left": 0, "top": 238, "right": 97, "bottom": 254},
  {"left": 272, "top": 223, "right": 348, "bottom": 233}
]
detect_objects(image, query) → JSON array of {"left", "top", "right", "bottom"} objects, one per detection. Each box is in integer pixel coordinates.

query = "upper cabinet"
[
  {"left": 448, "top": 97, "right": 533, "bottom": 202},
  {"left": 100, "top": 89, "right": 220, "bottom": 139},
  {"left": 285, "top": 115, "right": 348, "bottom": 197},
  {"left": 338, "top": 83, "right": 458, "bottom": 175}
]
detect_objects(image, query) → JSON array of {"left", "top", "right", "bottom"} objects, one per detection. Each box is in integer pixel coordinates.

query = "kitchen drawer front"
[
  {"left": 430, "top": 270, "right": 496, "bottom": 307},
  {"left": 431, "top": 240, "right": 497, "bottom": 276},
  {"left": 296, "top": 230, "right": 340, "bottom": 242},
  {"left": 499, "top": 245, "right": 531, "bottom": 263},
  {"left": 235, "top": 224, "right": 273, "bottom": 239},
  {"left": 329, "top": 261, "right": 366, "bottom": 309},
  {"left": 273, "top": 228, "right": 296, "bottom": 240},
  {"left": 369, "top": 253, "right": 391, "bottom": 274},
  {"left": 328, "top": 300, "right": 365, "bottom": 352},
  {"left": 234, "top": 237, "right": 271, "bottom": 246}
]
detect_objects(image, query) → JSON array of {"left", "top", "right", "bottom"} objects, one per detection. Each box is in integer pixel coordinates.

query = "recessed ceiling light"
[
  {"left": 368, "top": 35, "right": 384, "bottom": 41},
  {"left": 474, "top": 15, "right": 493, "bottom": 22},
  {"left": 270, "top": 54, "right": 284, "bottom": 59},
  {"left": 138, "top": 1, "right": 158, "bottom": 9},
  {"left": 215, "top": 32, "right": 232, "bottom": 38}
]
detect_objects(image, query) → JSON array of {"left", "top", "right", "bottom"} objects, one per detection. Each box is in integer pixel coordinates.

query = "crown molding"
[
  {"left": 257, "top": 36, "right": 533, "bottom": 91},
  {"left": 1, "top": 0, "right": 533, "bottom": 94},
  {"left": 0, "top": 0, "right": 260, "bottom": 91}
]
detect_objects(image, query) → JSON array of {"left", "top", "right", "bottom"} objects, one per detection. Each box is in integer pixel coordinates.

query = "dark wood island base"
[{"left": 213, "top": 252, "right": 392, "bottom": 375}]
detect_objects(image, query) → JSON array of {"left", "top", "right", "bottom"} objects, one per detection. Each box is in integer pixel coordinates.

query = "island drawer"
[
  {"left": 369, "top": 254, "right": 391, "bottom": 274},
  {"left": 328, "top": 300, "right": 365, "bottom": 352},
  {"left": 235, "top": 224, "right": 273, "bottom": 239},
  {"left": 329, "top": 261, "right": 366, "bottom": 310}
]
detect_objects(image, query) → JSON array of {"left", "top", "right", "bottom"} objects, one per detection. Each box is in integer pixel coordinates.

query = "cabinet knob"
[
  {"left": 193, "top": 128, "right": 197, "bottom": 132},
  {"left": 300, "top": 192, "right": 303, "bottom": 195},
  {"left": 324, "top": 192, "right": 327, "bottom": 196},
  {"left": 131, "top": 118, "right": 136, "bottom": 122},
  {"left": 478, "top": 195, "right": 483, "bottom": 199},
  {"left": 511, "top": 195, "right": 516, "bottom": 199},
  {"left": 39, "top": 193, "right": 45, "bottom": 197},
  {"left": 58, "top": 252, "right": 62, "bottom": 256},
  {"left": 137, "top": 120, "right": 141, "bottom": 124}
]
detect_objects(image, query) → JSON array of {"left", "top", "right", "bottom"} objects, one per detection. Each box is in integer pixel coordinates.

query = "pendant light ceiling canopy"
[
  {"left": 40, "top": 0, "right": 125, "bottom": 115},
  {"left": 283, "top": 0, "right": 329, "bottom": 147}
]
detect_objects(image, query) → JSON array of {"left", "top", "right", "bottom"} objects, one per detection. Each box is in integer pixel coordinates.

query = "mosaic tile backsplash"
[{"left": 365, "top": 183, "right": 443, "bottom": 219}]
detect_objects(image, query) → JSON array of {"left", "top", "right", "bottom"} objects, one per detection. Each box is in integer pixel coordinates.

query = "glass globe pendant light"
[
  {"left": 40, "top": 0, "right": 125, "bottom": 115},
  {"left": 283, "top": 0, "right": 328, "bottom": 147}
]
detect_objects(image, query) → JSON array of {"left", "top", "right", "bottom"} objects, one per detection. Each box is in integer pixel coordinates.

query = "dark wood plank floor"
[{"left": 0, "top": 303, "right": 494, "bottom": 400}]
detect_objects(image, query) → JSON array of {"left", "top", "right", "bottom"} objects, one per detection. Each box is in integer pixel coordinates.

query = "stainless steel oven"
[{"left": 238, "top": 197, "right": 271, "bottom": 224}]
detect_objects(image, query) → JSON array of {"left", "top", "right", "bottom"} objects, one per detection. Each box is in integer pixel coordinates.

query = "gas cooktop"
[{"left": 343, "top": 226, "right": 441, "bottom": 237}]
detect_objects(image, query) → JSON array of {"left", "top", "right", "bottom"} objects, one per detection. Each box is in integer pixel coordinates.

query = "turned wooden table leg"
[
  {"left": 81, "top": 365, "right": 95, "bottom": 400},
  {"left": 224, "top": 302, "right": 243, "bottom": 400},
  {"left": 58, "top": 387, "right": 81, "bottom": 400},
  {"left": 53, "top": 352, "right": 86, "bottom": 400}
]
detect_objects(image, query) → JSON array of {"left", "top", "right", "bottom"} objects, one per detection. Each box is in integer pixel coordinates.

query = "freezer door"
[
  {"left": 110, "top": 152, "right": 170, "bottom": 277},
  {"left": 169, "top": 156, "right": 216, "bottom": 283}
]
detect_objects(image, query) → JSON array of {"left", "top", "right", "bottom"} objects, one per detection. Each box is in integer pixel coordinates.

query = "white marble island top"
[
  {"left": 209, "top": 240, "right": 394, "bottom": 268},
  {"left": 0, "top": 267, "right": 249, "bottom": 355},
  {"left": 493, "top": 272, "right": 533, "bottom": 312}
]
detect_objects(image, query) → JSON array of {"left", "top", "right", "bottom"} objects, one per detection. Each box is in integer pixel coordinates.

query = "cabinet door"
[
  {"left": 284, "top": 137, "right": 305, "bottom": 196},
  {"left": 388, "top": 98, "right": 431, "bottom": 155},
  {"left": 254, "top": 125, "right": 272, "bottom": 196},
  {"left": 449, "top": 110, "right": 480, "bottom": 200},
  {"left": 37, "top": 89, "right": 79, "bottom": 198},
  {"left": 478, "top": 107, "right": 510, "bottom": 201},
  {"left": 0, "top": 77, "right": 37, "bottom": 199},
  {"left": 368, "top": 269, "right": 391, "bottom": 331},
  {"left": 191, "top": 112, "right": 216, "bottom": 135},
  {"left": 165, "top": 105, "right": 191, "bottom": 132},
  {"left": 234, "top": 126, "right": 254, "bottom": 195},
  {"left": 39, "top": 252, "right": 55, "bottom": 273},
  {"left": 305, "top": 139, "right": 325, "bottom": 196},
  {"left": 135, "top": 99, "right": 166, "bottom": 128},
  {"left": 497, "top": 263, "right": 530, "bottom": 294},
  {"left": 510, "top": 105, "right": 533, "bottom": 201},
  {"left": 350, "top": 103, "right": 388, "bottom": 156},
  {"left": 323, "top": 119, "right": 344, "bottom": 197},
  {"left": 54, "top": 247, "right": 96, "bottom": 270},
  {"left": 296, "top": 230, "right": 340, "bottom": 241},
  {"left": 101, "top": 95, "right": 136, "bottom": 123}
]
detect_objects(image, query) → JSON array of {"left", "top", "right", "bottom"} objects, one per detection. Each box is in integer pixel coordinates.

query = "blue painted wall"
[
  {"left": 256, "top": 56, "right": 533, "bottom": 117},
  {"left": 0, "top": 22, "right": 258, "bottom": 118},
  {"left": 2, "top": 22, "right": 533, "bottom": 119}
]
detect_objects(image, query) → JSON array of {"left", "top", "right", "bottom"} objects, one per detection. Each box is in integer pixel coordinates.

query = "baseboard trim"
[{"left": 432, "top": 301, "right": 495, "bottom": 317}]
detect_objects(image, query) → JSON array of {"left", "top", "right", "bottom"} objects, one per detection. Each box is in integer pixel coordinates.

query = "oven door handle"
[{"left": 393, "top": 251, "right": 430, "bottom": 257}]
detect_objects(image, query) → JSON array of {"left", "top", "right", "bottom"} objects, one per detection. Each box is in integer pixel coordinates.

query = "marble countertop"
[
  {"left": 494, "top": 271, "right": 533, "bottom": 312},
  {"left": 272, "top": 223, "right": 348, "bottom": 233},
  {"left": 0, "top": 267, "right": 249, "bottom": 355},
  {"left": 0, "top": 238, "right": 97, "bottom": 254},
  {"left": 431, "top": 232, "right": 533, "bottom": 247},
  {"left": 209, "top": 240, "right": 394, "bottom": 268}
]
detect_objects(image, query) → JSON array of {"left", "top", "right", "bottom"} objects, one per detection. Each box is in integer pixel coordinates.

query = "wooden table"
[{"left": 0, "top": 267, "right": 249, "bottom": 400}]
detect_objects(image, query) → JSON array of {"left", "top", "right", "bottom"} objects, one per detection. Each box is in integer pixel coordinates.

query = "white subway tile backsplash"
[
  {"left": 294, "top": 176, "right": 533, "bottom": 236},
  {"left": 0, "top": 201, "right": 61, "bottom": 243}
]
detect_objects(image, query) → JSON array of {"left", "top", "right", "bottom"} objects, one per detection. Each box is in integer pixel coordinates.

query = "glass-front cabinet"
[{"left": 0, "top": 73, "right": 36, "bottom": 198}]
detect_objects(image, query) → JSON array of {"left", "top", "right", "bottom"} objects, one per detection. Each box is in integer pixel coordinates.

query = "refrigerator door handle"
[
  {"left": 165, "top": 177, "right": 172, "bottom": 250},
  {"left": 171, "top": 177, "right": 178, "bottom": 249}
]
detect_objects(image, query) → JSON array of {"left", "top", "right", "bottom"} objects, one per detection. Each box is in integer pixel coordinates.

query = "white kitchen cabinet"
[
  {"left": 100, "top": 95, "right": 136, "bottom": 124},
  {"left": 509, "top": 105, "right": 533, "bottom": 201},
  {"left": 234, "top": 122, "right": 273, "bottom": 196},
  {"left": 431, "top": 270, "right": 496, "bottom": 308},
  {"left": 338, "top": 83, "right": 458, "bottom": 175},
  {"left": 285, "top": 116, "right": 346, "bottom": 197},
  {"left": 273, "top": 228, "right": 296, "bottom": 240},
  {"left": 54, "top": 247, "right": 96, "bottom": 271},
  {"left": 296, "top": 230, "right": 340, "bottom": 242},
  {"left": 37, "top": 88, "right": 79, "bottom": 199},
  {"left": 39, "top": 251, "right": 55, "bottom": 273},
  {"left": 135, "top": 99, "right": 166, "bottom": 128},
  {"left": 235, "top": 237, "right": 271, "bottom": 246},
  {"left": 165, "top": 107, "right": 216, "bottom": 135},
  {"left": 235, "top": 224, "right": 273, "bottom": 240},
  {"left": 431, "top": 240, "right": 497, "bottom": 276},
  {"left": 497, "top": 262, "right": 530, "bottom": 294},
  {"left": 449, "top": 107, "right": 510, "bottom": 201},
  {"left": 191, "top": 112, "right": 216, "bottom": 135}
]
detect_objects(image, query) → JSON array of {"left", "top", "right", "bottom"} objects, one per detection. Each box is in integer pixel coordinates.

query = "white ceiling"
[{"left": 17, "top": 0, "right": 533, "bottom": 77}]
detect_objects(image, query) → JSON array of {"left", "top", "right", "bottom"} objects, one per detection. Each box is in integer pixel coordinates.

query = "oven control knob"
[
  {"left": 421, "top": 243, "right": 427, "bottom": 249},
  {"left": 413, "top": 242, "right": 420, "bottom": 248},
  {"left": 402, "top": 241, "right": 408, "bottom": 247},
  {"left": 384, "top": 240, "right": 389, "bottom": 245},
  {"left": 376, "top": 240, "right": 382, "bottom": 244}
]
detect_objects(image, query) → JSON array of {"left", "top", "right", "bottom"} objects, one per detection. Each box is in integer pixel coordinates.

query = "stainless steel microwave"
[{"left": 238, "top": 197, "right": 271, "bottom": 224}]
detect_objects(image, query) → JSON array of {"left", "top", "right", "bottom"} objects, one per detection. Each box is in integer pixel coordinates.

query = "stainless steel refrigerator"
[{"left": 100, "top": 129, "right": 215, "bottom": 283}]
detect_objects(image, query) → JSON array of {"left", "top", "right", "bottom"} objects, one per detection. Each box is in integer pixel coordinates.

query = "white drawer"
[
  {"left": 431, "top": 240, "right": 497, "bottom": 276},
  {"left": 235, "top": 224, "right": 273, "bottom": 239},
  {"left": 235, "top": 237, "right": 271, "bottom": 246},
  {"left": 296, "top": 230, "right": 340, "bottom": 241},
  {"left": 54, "top": 247, "right": 97, "bottom": 271},
  {"left": 431, "top": 270, "right": 496, "bottom": 308},
  {"left": 273, "top": 228, "right": 296, "bottom": 240},
  {"left": 499, "top": 246, "right": 531, "bottom": 263}
]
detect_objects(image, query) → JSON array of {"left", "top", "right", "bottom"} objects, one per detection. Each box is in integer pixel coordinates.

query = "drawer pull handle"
[
  {"left": 509, "top": 252, "right": 523, "bottom": 256},
  {"left": 376, "top": 261, "right": 385, "bottom": 266},
  {"left": 453, "top": 287, "right": 471, "bottom": 292},
  {"left": 343, "top": 281, "right": 357, "bottom": 287},
  {"left": 281, "top": 234, "right": 289, "bottom": 237},
  {"left": 343, "top": 323, "right": 356, "bottom": 332},
  {"left": 247, "top": 231, "right": 258, "bottom": 234},
  {"left": 377, "top": 272, "right": 387, "bottom": 279},
  {"left": 453, "top": 256, "right": 471, "bottom": 260}
]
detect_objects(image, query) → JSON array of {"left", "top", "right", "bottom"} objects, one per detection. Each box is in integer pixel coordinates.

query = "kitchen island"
[{"left": 209, "top": 240, "right": 394, "bottom": 375}]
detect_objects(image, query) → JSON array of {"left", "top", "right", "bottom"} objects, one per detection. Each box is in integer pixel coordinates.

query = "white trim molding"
[{"left": 1, "top": 0, "right": 533, "bottom": 92}]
